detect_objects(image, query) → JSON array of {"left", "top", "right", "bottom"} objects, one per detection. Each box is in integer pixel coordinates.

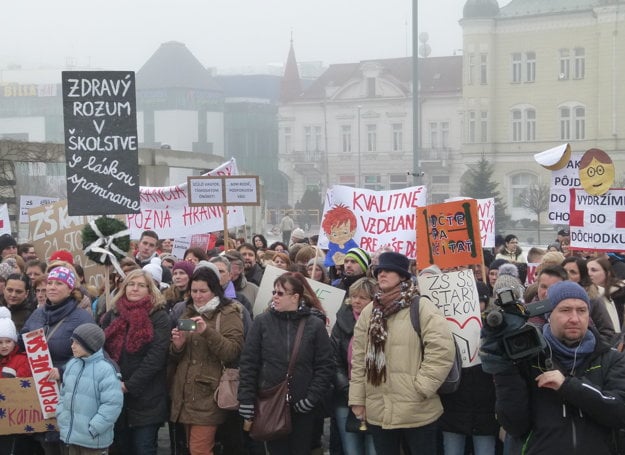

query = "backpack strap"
[{"left": 409, "top": 296, "right": 421, "bottom": 335}]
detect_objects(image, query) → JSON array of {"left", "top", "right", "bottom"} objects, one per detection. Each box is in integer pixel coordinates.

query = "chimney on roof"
[{"left": 279, "top": 35, "right": 302, "bottom": 102}]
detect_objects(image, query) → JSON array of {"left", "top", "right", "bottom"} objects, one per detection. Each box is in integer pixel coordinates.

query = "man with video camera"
[{"left": 481, "top": 281, "right": 625, "bottom": 454}]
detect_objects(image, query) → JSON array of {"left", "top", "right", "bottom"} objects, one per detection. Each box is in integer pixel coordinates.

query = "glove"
[
  {"left": 239, "top": 403, "right": 254, "bottom": 420},
  {"left": 293, "top": 398, "right": 315, "bottom": 414}
]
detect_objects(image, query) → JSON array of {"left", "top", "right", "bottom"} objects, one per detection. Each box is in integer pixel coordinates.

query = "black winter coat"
[
  {"left": 101, "top": 308, "right": 170, "bottom": 428},
  {"left": 494, "top": 333, "right": 625, "bottom": 455},
  {"left": 330, "top": 303, "right": 356, "bottom": 406},
  {"left": 237, "top": 306, "right": 334, "bottom": 410},
  {"left": 439, "top": 365, "right": 498, "bottom": 436}
]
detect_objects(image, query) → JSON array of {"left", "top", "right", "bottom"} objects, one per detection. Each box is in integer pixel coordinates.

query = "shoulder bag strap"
[
  {"left": 286, "top": 318, "right": 306, "bottom": 376},
  {"left": 45, "top": 317, "right": 68, "bottom": 341}
]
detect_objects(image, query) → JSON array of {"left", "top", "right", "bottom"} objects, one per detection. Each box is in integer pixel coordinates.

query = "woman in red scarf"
[{"left": 101, "top": 269, "right": 170, "bottom": 455}]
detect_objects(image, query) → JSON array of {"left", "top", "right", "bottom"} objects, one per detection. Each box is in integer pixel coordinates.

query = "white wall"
[
  {"left": 155, "top": 110, "right": 198, "bottom": 151},
  {"left": 0, "top": 117, "right": 46, "bottom": 142}
]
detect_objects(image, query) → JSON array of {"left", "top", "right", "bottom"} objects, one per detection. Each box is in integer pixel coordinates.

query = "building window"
[
  {"left": 560, "top": 107, "right": 571, "bottom": 140},
  {"left": 480, "top": 112, "right": 488, "bottom": 143},
  {"left": 512, "top": 53, "right": 522, "bottom": 83},
  {"left": 575, "top": 106, "right": 585, "bottom": 140},
  {"left": 304, "top": 126, "right": 312, "bottom": 151},
  {"left": 366, "top": 124, "right": 377, "bottom": 152},
  {"left": 511, "top": 173, "right": 538, "bottom": 208},
  {"left": 526, "top": 109, "right": 536, "bottom": 141},
  {"left": 429, "top": 122, "right": 438, "bottom": 149},
  {"left": 390, "top": 173, "right": 408, "bottom": 190},
  {"left": 441, "top": 122, "right": 450, "bottom": 148},
  {"left": 341, "top": 125, "right": 352, "bottom": 153},
  {"left": 526, "top": 52, "right": 536, "bottom": 82},
  {"left": 314, "top": 126, "right": 322, "bottom": 151},
  {"left": 480, "top": 53, "right": 488, "bottom": 84},
  {"left": 364, "top": 175, "right": 382, "bottom": 191},
  {"left": 469, "top": 111, "right": 476, "bottom": 143},
  {"left": 574, "top": 48, "right": 585, "bottom": 79},
  {"left": 392, "top": 123, "right": 403, "bottom": 151},
  {"left": 367, "top": 77, "right": 376, "bottom": 97},
  {"left": 468, "top": 54, "right": 475, "bottom": 85},
  {"left": 338, "top": 175, "right": 356, "bottom": 187},
  {"left": 559, "top": 49, "right": 570, "bottom": 80},
  {"left": 512, "top": 110, "right": 522, "bottom": 142},
  {"left": 283, "top": 127, "right": 292, "bottom": 153}
]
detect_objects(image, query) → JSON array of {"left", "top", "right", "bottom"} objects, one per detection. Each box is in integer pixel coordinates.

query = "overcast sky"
[{"left": 1, "top": 0, "right": 512, "bottom": 73}]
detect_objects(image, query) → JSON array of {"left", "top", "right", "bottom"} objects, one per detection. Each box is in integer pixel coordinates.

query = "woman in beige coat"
[
  {"left": 169, "top": 267, "right": 244, "bottom": 455},
  {"left": 349, "top": 252, "right": 455, "bottom": 454}
]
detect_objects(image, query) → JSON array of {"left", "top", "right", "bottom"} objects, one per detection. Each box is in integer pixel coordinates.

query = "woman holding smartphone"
[{"left": 169, "top": 267, "right": 244, "bottom": 455}]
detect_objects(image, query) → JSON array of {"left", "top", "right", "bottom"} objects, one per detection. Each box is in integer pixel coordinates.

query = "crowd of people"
[{"left": 0, "top": 225, "right": 624, "bottom": 455}]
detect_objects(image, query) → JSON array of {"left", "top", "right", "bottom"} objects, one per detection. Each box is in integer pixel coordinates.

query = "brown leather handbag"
[
  {"left": 213, "top": 311, "right": 241, "bottom": 411},
  {"left": 249, "top": 318, "right": 306, "bottom": 441}
]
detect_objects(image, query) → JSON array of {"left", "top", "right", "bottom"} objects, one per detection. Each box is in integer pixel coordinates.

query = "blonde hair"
[
  {"left": 348, "top": 277, "right": 377, "bottom": 301},
  {"left": 109, "top": 269, "right": 165, "bottom": 312}
]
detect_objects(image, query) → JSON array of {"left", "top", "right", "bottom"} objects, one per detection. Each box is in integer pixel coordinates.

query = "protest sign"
[
  {"left": 254, "top": 265, "right": 346, "bottom": 328},
  {"left": 416, "top": 199, "right": 483, "bottom": 270},
  {"left": 0, "top": 204, "right": 10, "bottom": 236},
  {"left": 19, "top": 196, "right": 59, "bottom": 224},
  {"left": 446, "top": 197, "right": 495, "bottom": 248},
  {"left": 526, "top": 262, "right": 539, "bottom": 286},
  {"left": 568, "top": 188, "right": 625, "bottom": 252},
  {"left": 29, "top": 199, "right": 124, "bottom": 288},
  {"left": 171, "top": 234, "right": 215, "bottom": 260},
  {"left": 62, "top": 71, "right": 140, "bottom": 216},
  {"left": 22, "top": 329, "right": 59, "bottom": 419},
  {"left": 548, "top": 152, "right": 582, "bottom": 224},
  {"left": 317, "top": 185, "right": 427, "bottom": 265},
  {"left": 418, "top": 269, "right": 482, "bottom": 367},
  {"left": 127, "top": 158, "right": 246, "bottom": 239},
  {"left": 0, "top": 378, "right": 57, "bottom": 435}
]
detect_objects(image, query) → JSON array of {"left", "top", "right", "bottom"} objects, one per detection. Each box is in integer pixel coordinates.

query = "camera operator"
[{"left": 486, "top": 281, "right": 625, "bottom": 454}]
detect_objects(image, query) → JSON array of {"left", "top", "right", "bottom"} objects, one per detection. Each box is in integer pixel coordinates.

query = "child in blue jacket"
[{"left": 57, "top": 323, "right": 123, "bottom": 453}]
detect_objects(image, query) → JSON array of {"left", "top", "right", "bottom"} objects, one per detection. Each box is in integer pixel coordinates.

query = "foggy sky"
[{"left": 1, "top": 0, "right": 512, "bottom": 73}]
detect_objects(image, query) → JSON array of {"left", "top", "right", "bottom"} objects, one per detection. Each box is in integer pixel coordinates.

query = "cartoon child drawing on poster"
[
  {"left": 322, "top": 204, "right": 359, "bottom": 266},
  {"left": 578, "top": 148, "right": 615, "bottom": 196}
]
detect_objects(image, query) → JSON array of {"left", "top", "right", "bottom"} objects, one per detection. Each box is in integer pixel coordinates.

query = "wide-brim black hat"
[{"left": 374, "top": 252, "right": 412, "bottom": 280}]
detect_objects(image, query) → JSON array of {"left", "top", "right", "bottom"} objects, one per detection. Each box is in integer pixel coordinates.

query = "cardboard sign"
[
  {"left": 417, "top": 269, "right": 482, "bottom": 367},
  {"left": 128, "top": 158, "right": 246, "bottom": 239},
  {"left": 446, "top": 197, "right": 495, "bottom": 248},
  {"left": 19, "top": 196, "right": 60, "bottom": 224},
  {"left": 0, "top": 378, "right": 57, "bottom": 435},
  {"left": 549, "top": 153, "right": 582, "bottom": 225},
  {"left": 416, "top": 199, "right": 483, "bottom": 270},
  {"left": 22, "top": 329, "right": 60, "bottom": 419},
  {"left": 29, "top": 199, "right": 124, "bottom": 289},
  {"left": 171, "top": 234, "right": 215, "bottom": 260},
  {"left": 569, "top": 188, "right": 625, "bottom": 252},
  {"left": 254, "top": 265, "right": 346, "bottom": 329},
  {"left": 0, "top": 204, "right": 10, "bottom": 235},
  {"left": 317, "top": 185, "right": 427, "bottom": 265},
  {"left": 526, "top": 263, "right": 539, "bottom": 286},
  {"left": 62, "top": 71, "right": 140, "bottom": 216}
]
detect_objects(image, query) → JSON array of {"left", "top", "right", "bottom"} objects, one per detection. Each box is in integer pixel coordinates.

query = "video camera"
[{"left": 486, "top": 288, "right": 549, "bottom": 361}]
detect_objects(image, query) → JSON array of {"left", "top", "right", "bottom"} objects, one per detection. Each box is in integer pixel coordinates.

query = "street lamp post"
[{"left": 357, "top": 105, "right": 362, "bottom": 187}]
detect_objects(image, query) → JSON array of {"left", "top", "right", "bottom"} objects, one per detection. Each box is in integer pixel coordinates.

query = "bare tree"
[{"left": 518, "top": 183, "right": 550, "bottom": 244}]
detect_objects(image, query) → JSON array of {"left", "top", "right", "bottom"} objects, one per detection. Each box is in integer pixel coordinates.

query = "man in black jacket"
[{"left": 490, "top": 281, "right": 625, "bottom": 454}]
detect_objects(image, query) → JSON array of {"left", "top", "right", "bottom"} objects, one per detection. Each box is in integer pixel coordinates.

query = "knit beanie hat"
[
  {"left": 195, "top": 260, "right": 220, "bottom": 278},
  {"left": 0, "top": 234, "right": 16, "bottom": 252},
  {"left": 172, "top": 260, "right": 195, "bottom": 278},
  {"left": 0, "top": 261, "right": 15, "bottom": 281},
  {"left": 143, "top": 257, "right": 163, "bottom": 284},
  {"left": 344, "top": 247, "right": 371, "bottom": 273},
  {"left": 493, "top": 263, "right": 524, "bottom": 300},
  {"left": 541, "top": 251, "right": 566, "bottom": 266},
  {"left": 48, "top": 266, "right": 76, "bottom": 289},
  {"left": 72, "top": 323, "right": 105, "bottom": 354},
  {"left": 49, "top": 249, "right": 74, "bottom": 265},
  {"left": 291, "top": 228, "right": 306, "bottom": 240},
  {"left": 547, "top": 281, "right": 590, "bottom": 311},
  {"left": 0, "top": 307, "right": 17, "bottom": 342}
]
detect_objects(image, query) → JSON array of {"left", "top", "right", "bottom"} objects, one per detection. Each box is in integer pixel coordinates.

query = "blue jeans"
[
  {"left": 443, "top": 431, "right": 496, "bottom": 455},
  {"left": 114, "top": 423, "right": 160, "bottom": 455},
  {"left": 368, "top": 421, "right": 437, "bottom": 454},
  {"left": 334, "top": 406, "right": 377, "bottom": 455}
]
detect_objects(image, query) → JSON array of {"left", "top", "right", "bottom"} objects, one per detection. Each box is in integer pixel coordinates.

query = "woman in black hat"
[{"left": 348, "top": 252, "right": 455, "bottom": 453}]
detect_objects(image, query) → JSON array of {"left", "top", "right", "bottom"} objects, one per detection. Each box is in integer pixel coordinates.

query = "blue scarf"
[{"left": 542, "top": 324, "right": 596, "bottom": 373}]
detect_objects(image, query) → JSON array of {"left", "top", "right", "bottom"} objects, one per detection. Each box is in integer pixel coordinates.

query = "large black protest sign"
[{"left": 62, "top": 71, "right": 140, "bottom": 216}]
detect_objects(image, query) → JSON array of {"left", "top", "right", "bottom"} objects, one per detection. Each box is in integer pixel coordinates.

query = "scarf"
[
  {"left": 104, "top": 295, "right": 154, "bottom": 362},
  {"left": 194, "top": 296, "right": 221, "bottom": 315},
  {"left": 365, "top": 280, "right": 419, "bottom": 386},
  {"left": 542, "top": 323, "right": 596, "bottom": 373}
]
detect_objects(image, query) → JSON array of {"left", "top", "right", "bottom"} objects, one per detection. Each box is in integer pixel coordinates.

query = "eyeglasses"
[
  {"left": 272, "top": 290, "right": 293, "bottom": 297},
  {"left": 127, "top": 282, "right": 148, "bottom": 289}
]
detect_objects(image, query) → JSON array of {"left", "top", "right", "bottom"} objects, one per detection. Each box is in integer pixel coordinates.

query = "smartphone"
[{"left": 177, "top": 319, "right": 197, "bottom": 331}]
